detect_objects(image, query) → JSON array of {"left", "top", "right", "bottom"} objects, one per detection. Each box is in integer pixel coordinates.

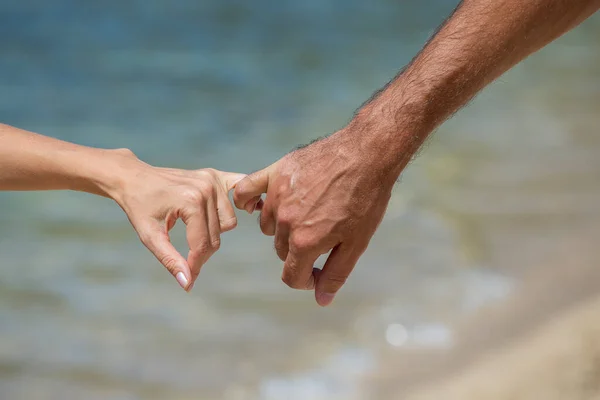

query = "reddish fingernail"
[
  {"left": 316, "top": 292, "right": 335, "bottom": 307},
  {"left": 176, "top": 272, "right": 189, "bottom": 290}
]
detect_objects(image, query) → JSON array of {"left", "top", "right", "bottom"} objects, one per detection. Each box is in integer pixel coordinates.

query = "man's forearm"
[
  {"left": 353, "top": 0, "right": 600, "bottom": 174},
  {"left": 0, "top": 123, "right": 131, "bottom": 198}
]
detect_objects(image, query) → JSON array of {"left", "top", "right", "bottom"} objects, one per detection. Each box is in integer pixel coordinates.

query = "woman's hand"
[
  {"left": 109, "top": 150, "right": 245, "bottom": 291},
  {"left": 0, "top": 123, "right": 243, "bottom": 291}
]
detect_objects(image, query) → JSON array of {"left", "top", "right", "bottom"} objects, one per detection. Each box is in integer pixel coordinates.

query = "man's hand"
[
  {"left": 112, "top": 151, "right": 245, "bottom": 291},
  {"left": 235, "top": 0, "right": 600, "bottom": 306},
  {"left": 234, "top": 123, "right": 400, "bottom": 306}
]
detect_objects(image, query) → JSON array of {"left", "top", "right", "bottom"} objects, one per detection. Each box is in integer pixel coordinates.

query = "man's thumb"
[{"left": 233, "top": 165, "right": 274, "bottom": 213}]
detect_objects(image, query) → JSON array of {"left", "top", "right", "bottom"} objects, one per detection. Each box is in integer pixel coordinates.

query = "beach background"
[{"left": 0, "top": 1, "right": 599, "bottom": 399}]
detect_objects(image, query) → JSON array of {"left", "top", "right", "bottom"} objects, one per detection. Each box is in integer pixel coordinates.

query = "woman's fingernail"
[
  {"left": 176, "top": 272, "right": 189, "bottom": 290},
  {"left": 316, "top": 292, "right": 335, "bottom": 307}
]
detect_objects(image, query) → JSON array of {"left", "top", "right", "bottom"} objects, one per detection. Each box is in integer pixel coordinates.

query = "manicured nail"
[
  {"left": 176, "top": 272, "right": 189, "bottom": 290},
  {"left": 316, "top": 292, "right": 335, "bottom": 307}
]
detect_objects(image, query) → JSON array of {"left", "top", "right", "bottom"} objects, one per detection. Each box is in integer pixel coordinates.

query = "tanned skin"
[{"left": 234, "top": 0, "right": 600, "bottom": 306}]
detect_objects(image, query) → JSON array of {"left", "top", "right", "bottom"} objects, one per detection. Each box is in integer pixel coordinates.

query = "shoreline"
[
  {"left": 406, "top": 294, "right": 600, "bottom": 400},
  {"left": 364, "top": 227, "right": 600, "bottom": 399}
]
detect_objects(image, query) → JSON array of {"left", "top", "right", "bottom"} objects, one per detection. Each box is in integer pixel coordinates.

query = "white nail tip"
[{"left": 176, "top": 272, "right": 189, "bottom": 289}]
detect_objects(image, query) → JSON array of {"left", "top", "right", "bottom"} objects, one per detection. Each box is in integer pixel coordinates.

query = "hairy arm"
[
  {"left": 233, "top": 0, "right": 600, "bottom": 306},
  {"left": 354, "top": 0, "right": 600, "bottom": 174},
  {"left": 0, "top": 123, "right": 128, "bottom": 197}
]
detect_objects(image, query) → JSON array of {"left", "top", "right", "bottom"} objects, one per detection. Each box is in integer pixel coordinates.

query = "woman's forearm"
[
  {"left": 0, "top": 123, "right": 131, "bottom": 198},
  {"left": 0, "top": 122, "right": 246, "bottom": 291}
]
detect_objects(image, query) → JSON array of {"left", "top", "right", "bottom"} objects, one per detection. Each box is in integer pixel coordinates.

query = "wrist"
[
  {"left": 73, "top": 147, "right": 142, "bottom": 202},
  {"left": 343, "top": 91, "right": 433, "bottom": 179}
]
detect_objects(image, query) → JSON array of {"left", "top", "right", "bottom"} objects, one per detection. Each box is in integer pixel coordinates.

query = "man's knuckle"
[
  {"left": 277, "top": 210, "right": 294, "bottom": 225},
  {"left": 259, "top": 224, "right": 271, "bottom": 236},
  {"left": 282, "top": 269, "right": 314, "bottom": 290},
  {"left": 274, "top": 243, "right": 288, "bottom": 261},
  {"left": 274, "top": 239, "right": 287, "bottom": 252},
  {"left": 211, "top": 236, "right": 221, "bottom": 250},
  {"left": 281, "top": 274, "right": 302, "bottom": 289},
  {"left": 221, "top": 216, "right": 238, "bottom": 231},
  {"left": 290, "top": 234, "right": 318, "bottom": 252},
  {"left": 323, "top": 273, "right": 348, "bottom": 289},
  {"left": 259, "top": 214, "right": 275, "bottom": 236},
  {"left": 192, "top": 240, "right": 211, "bottom": 255},
  {"left": 281, "top": 270, "right": 304, "bottom": 289},
  {"left": 282, "top": 256, "right": 313, "bottom": 289}
]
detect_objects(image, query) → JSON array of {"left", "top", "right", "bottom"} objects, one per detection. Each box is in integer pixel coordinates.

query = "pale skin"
[
  {"left": 0, "top": 123, "right": 245, "bottom": 291},
  {"left": 234, "top": 0, "right": 600, "bottom": 306}
]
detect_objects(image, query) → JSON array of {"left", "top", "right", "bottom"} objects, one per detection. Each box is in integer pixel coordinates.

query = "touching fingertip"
[
  {"left": 255, "top": 199, "right": 264, "bottom": 211},
  {"left": 244, "top": 200, "right": 257, "bottom": 214},
  {"left": 232, "top": 174, "right": 246, "bottom": 186}
]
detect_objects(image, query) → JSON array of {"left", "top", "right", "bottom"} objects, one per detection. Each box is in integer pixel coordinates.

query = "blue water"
[{"left": 1, "top": 1, "right": 600, "bottom": 399}]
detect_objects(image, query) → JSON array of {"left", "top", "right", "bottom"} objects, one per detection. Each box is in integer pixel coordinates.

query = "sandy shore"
[
  {"left": 366, "top": 228, "right": 600, "bottom": 400},
  {"left": 407, "top": 295, "right": 600, "bottom": 400}
]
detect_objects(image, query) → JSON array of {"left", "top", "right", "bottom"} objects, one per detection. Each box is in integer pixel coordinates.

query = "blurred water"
[{"left": 0, "top": 1, "right": 599, "bottom": 399}]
